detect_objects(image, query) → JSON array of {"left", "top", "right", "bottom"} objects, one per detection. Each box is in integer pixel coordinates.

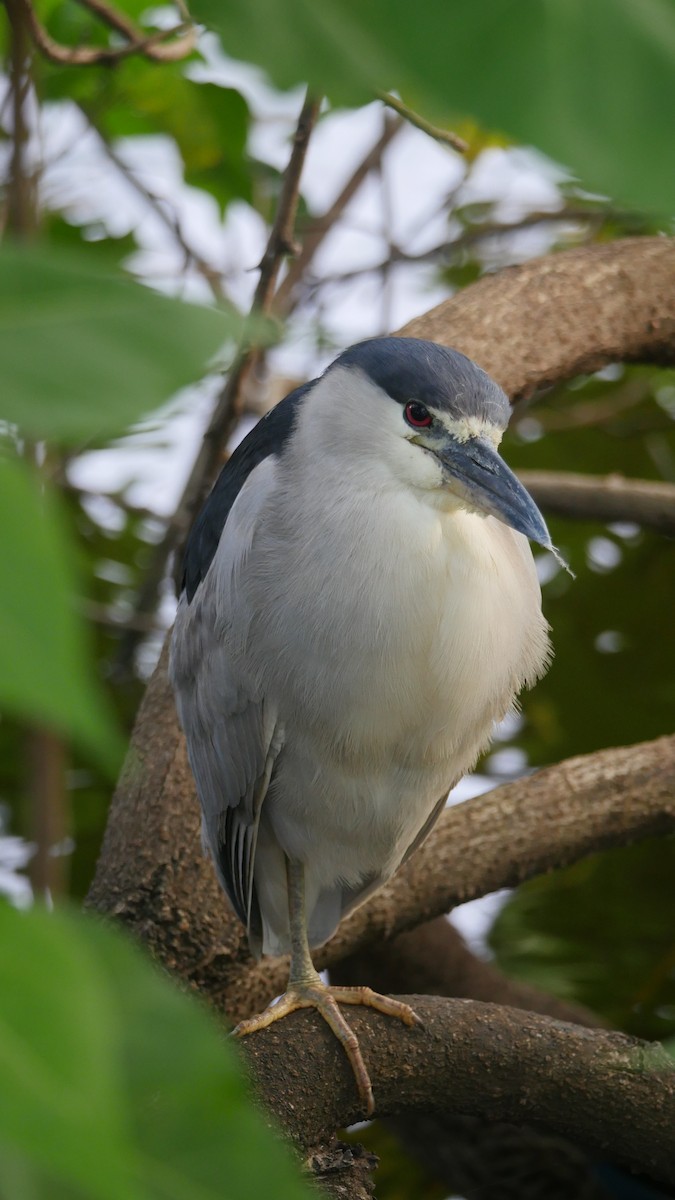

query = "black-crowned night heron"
[{"left": 170, "top": 337, "right": 558, "bottom": 1113}]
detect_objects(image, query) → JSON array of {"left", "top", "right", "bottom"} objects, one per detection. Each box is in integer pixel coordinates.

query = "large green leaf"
[
  {"left": 0, "top": 902, "right": 310, "bottom": 1200},
  {"left": 194, "top": 0, "right": 675, "bottom": 213},
  {"left": 100, "top": 65, "right": 252, "bottom": 213},
  {"left": 0, "top": 243, "right": 242, "bottom": 443},
  {"left": 0, "top": 459, "right": 123, "bottom": 772}
]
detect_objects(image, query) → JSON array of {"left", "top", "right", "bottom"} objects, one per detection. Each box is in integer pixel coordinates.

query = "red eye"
[{"left": 404, "top": 401, "right": 433, "bottom": 428}]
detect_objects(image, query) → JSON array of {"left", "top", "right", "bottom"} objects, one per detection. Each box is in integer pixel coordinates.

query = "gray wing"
[{"left": 169, "top": 461, "right": 282, "bottom": 937}]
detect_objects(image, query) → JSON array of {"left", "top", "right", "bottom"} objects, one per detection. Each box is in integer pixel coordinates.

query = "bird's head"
[{"left": 314, "top": 336, "right": 562, "bottom": 559}]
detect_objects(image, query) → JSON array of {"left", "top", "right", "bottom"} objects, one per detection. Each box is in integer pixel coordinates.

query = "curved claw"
[{"left": 233, "top": 983, "right": 421, "bottom": 1117}]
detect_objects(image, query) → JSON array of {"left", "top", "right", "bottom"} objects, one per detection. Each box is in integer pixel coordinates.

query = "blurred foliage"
[
  {"left": 0, "top": 900, "right": 310, "bottom": 1199},
  {"left": 194, "top": 0, "right": 675, "bottom": 213},
  {"left": 0, "top": 242, "right": 236, "bottom": 443},
  {"left": 0, "top": 458, "right": 122, "bottom": 773},
  {"left": 490, "top": 838, "right": 675, "bottom": 1041}
]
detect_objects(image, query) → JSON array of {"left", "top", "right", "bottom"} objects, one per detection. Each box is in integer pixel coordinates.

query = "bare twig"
[
  {"left": 308, "top": 208, "right": 614, "bottom": 293},
  {"left": 377, "top": 90, "right": 468, "bottom": 154},
  {"left": 80, "top": 109, "right": 225, "bottom": 300},
  {"left": 529, "top": 374, "right": 653, "bottom": 432},
  {"left": 5, "top": 0, "right": 37, "bottom": 237},
  {"left": 519, "top": 470, "right": 675, "bottom": 535},
  {"left": 26, "top": 727, "right": 68, "bottom": 899},
  {"left": 15, "top": 0, "right": 197, "bottom": 65},
  {"left": 113, "top": 92, "right": 322, "bottom": 676},
  {"left": 272, "top": 113, "right": 403, "bottom": 316},
  {"left": 78, "top": 598, "right": 163, "bottom": 634}
]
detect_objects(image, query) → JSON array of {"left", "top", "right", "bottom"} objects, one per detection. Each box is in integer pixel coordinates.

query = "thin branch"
[
  {"left": 306, "top": 208, "right": 614, "bottom": 293},
  {"left": 519, "top": 469, "right": 675, "bottom": 535},
  {"left": 529, "top": 374, "right": 653, "bottom": 432},
  {"left": 15, "top": 0, "right": 197, "bottom": 65},
  {"left": 26, "top": 727, "right": 68, "bottom": 899},
  {"left": 78, "top": 598, "right": 162, "bottom": 634},
  {"left": 174, "top": 88, "right": 321, "bottom": 558},
  {"left": 80, "top": 109, "right": 225, "bottom": 300},
  {"left": 5, "top": 0, "right": 37, "bottom": 237},
  {"left": 112, "top": 92, "right": 322, "bottom": 677},
  {"left": 377, "top": 90, "right": 468, "bottom": 153},
  {"left": 243, "top": 995, "right": 675, "bottom": 1186},
  {"left": 272, "top": 113, "right": 403, "bottom": 317}
]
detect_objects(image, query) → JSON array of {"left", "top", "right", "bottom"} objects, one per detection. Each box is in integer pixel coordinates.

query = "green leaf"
[
  {"left": 194, "top": 0, "right": 675, "bottom": 213},
  {"left": 0, "top": 902, "right": 310, "bottom": 1200},
  {"left": 96, "top": 63, "right": 253, "bottom": 213},
  {"left": 0, "top": 242, "right": 240, "bottom": 444},
  {"left": 0, "top": 459, "right": 123, "bottom": 772},
  {"left": 0, "top": 902, "right": 141, "bottom": 1200}
]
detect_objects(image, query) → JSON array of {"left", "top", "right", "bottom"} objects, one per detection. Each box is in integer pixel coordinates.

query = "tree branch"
[
  {"left": 272, "top": 112, "right": 404, "bottom": 317},
  {"left": 518, "top": 470, "right": 675, "bottom": 535},
  {"left": 305, "top": 207, "right": 627, "bottom": 292},
  {"left": 376, "top": 90, "right": 468, "bottom": 153},
  {"left": 15, "top": 0, "right": 197, "bottom": 65},
  {"left": 400, "top": 237, "right": 675, "bottom": 399},
  {"left": 242, "top": 995, "right": 675, "bottom": 1185},
  {"left": 80, "top": 109, "right": 226, "bottom": 300},
  {"left": 173, "top": 90, "right": 322, "bottom": 523},
  {"left": 333, "top": 920, "right": 611, "bottom": 1200}
]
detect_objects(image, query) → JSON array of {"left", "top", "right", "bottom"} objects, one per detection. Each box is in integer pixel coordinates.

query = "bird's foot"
[{"left": 234, "top": 982, "right": 420, "bottom": 1116}]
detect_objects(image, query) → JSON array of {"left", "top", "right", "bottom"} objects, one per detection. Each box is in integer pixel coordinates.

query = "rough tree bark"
[{"left": 87, "top": 236, "right": 675, "bottom": 1197}]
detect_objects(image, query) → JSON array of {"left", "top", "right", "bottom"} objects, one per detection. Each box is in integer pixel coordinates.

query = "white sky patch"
[{"left": 449, "top": 888, "right": 512, "bottom": 960}]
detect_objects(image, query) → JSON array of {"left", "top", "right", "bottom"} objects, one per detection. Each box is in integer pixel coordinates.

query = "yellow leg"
[{"left": 234, "top": 861, "right": 420, "bottom": 1116}]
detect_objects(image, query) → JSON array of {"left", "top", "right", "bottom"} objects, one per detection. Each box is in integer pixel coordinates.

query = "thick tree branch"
[
  {"left": 518, "top": 470, "right": 675, "bottom": 535},
  {"left": 401, "top": 237, "right": 675, "bottom": 399},
  {"left": 242, "top": 996, "right": 675, "bottom": 1185},
  {"left": 333, "top": 916, "right": 605, "bottom": 1029}
]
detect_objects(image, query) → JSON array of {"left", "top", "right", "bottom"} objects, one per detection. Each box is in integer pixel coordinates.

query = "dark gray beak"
[{"left": 431, "top": 433, "right": 554, "bottom": 552}]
